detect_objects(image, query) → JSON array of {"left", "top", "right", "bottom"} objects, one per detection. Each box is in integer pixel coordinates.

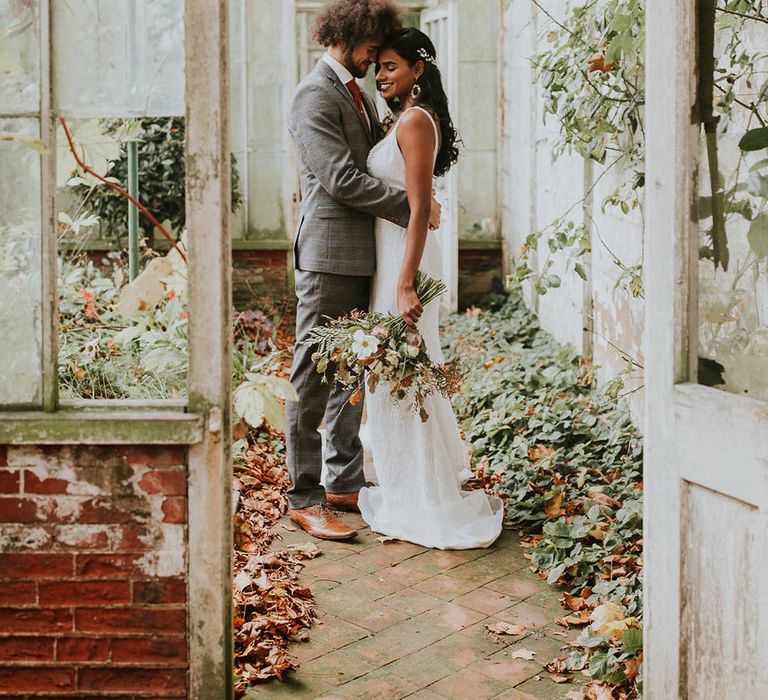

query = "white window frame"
[{"left": 0, "top": 2, "right": 233, "bottom": 696}]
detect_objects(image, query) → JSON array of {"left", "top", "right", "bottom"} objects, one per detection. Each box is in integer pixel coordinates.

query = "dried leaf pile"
[{"left": 232, "top": 427, "right": 319, "bottom": 694}]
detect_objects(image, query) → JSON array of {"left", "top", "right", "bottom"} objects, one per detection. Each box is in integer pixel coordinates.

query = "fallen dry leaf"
[
  {"left": 584, "top": 682, "right": 616, "bottom": 700},
  {"left": 287, "top": 542, "right": 321, "bottom": 559},
  {"left": 529, "top": 444, "right": 556, "bottom": 461},
  {"left": 485, "top": 621, "right": 526, "bottom": 636},
  {"left": 624, "top": 655, "right": 642, "bottom": 682},
  {"left": 556, "top": 610, "right": 592, "bottom": 627},
  {"left": 545, "top": 657, "right": 568, "bottom": 674},
  {"left": 234, "top": 570, "right": 253, "bottom": 591},
  {"left": 550, "top": 674, "right": 570, "bottom": 684},
  {"left": 375, "top": 535, "right": 399, "bottom": 544},
  {"left": 232, "top": 421, "right": 320, "bottom": 694},
  {"left": 544, "top": 492, "right": 565, "bottom": 517},
  {"left": 562, "top": 593, "right": 588, "bottom": 611},
  {"left": 510, "top": 648, "right": 536, "bottom": 660},
  {"left": 590, "top": 603, "right": 639, "bottom": 640},
  {"left": 587, "top": 488, "right": 622, "bottom": 510}
]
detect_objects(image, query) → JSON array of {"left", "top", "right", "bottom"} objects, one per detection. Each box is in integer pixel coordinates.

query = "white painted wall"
[
  {"left": 229, "top": 0, "right": 500, "bottom": 245},
  {"left": 500, "top": 0, "right": 644, "bottom": 416},
  {"left": 455, "top": 0, "right": 499, "bottom": 238},
  {"left": 589, "top": 161, "right": 645, "bottom": 399},
  {"left": 229, "top": 0, "right": 292, "bottom": 241}
]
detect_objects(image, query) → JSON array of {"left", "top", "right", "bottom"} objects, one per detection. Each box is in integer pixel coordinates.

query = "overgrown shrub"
[
  {"left": 72, "top": 118, "right": 242, "bottom": 243},
  {"left": 58, "top": 253, "right": 279, "bottom": 401}
]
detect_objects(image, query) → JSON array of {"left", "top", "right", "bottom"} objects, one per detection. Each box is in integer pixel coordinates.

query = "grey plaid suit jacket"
[{"left": 288, "top": 60, "right": 410, "bottom": 277}]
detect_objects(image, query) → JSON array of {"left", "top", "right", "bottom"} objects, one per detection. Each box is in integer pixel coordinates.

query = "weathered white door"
[
  {"left": 644, "top": 1, "right": 768, "bottom": 697},
  {"left": 422, "top": 2, "right": 459, "bottom": 314}
]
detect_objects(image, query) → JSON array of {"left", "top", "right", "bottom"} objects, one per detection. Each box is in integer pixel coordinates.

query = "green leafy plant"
[
  {"left": 69, "top": 117, "right": 242, "bottom": 244},
  {"left": 442, "top": 291, "right": 643, "bottom": 696},
  {"left": 510, "top": 0, "right": 646, "bottom": 296},
  {"left": 233, "top": 355, "right": 298, "bottom": 433},
  {"left": 58, "top": 252, "right": 290, "bottom": 429}
]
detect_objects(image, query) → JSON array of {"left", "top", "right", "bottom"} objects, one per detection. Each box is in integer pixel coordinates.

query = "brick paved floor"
[{"left": 244, "top": 513, "right": 578, "bottom": 700}]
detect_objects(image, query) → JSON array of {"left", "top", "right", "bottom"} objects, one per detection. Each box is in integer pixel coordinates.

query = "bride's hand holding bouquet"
[{"left": 302, "top": 272, "right": 462, "bottom": 421}]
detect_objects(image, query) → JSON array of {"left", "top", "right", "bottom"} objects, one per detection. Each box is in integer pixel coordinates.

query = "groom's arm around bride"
[{"left": 284, "top": 0, "right": 411, "bottom": 541}]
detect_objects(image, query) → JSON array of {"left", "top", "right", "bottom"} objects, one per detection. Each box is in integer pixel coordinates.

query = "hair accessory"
[{"left": 417, "top": 47, "right": 437, "bottom": 67}]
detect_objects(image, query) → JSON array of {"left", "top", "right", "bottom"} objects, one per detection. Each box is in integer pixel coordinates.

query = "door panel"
[
  {"left": 645, "top": 1, "right": 768, "bottom": 697},
  {"left": 674, "top": 385, "right": 768, "bottom": 508},
  {"left": 680, "top": 483, "right": 760, "bottom": 698},
  {"left": 422, "top": 4, "right": 458, "bottom": 313}
]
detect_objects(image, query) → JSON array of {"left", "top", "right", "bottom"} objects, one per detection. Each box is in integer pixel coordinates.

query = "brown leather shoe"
[
  {"left": 287, "top": 504, "right": 358, "bottom": 540},
  {"left": 326, "top": 491, "right": 360, "bottom": 513}
]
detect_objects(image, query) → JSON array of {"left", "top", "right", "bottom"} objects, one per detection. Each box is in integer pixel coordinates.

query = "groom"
[{"left": 285, "top": 0, "right": 437, "bottom": 539}]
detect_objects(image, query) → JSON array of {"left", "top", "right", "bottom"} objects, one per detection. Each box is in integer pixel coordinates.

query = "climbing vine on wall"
[
  {"left": 510, "top": 0, "right": 768, "bottom": 301},
  {"left": 533, "top": 0, "right": 645, "bottom": 204},
  {"left": 508, "top": 0, "right": 646, "bottom": 297}
]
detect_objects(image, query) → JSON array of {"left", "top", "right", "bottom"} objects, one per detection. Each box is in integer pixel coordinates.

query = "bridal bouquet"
[{"left": 303, "top": 272, "right": 462, "bottom": 421}]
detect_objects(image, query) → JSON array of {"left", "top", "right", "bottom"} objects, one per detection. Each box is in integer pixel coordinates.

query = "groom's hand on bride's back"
[{"left": 429, "top": 195, "right": 441, "bottom": 231}]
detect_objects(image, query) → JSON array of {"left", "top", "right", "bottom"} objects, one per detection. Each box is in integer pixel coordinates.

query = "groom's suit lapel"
[
  {"left": 361, "top": 90, "right": 381, "bottom": 144},
  {"left": 318, "top": 60, "right": 375, "bottom": 147}
]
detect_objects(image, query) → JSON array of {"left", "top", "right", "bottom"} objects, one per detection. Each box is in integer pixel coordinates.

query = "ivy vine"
[{"left": 509, "top": 0, "right": 768, "bottom": 305}]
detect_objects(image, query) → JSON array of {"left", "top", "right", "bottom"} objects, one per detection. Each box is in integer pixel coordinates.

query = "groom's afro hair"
[{"left": 313, "top": 0, "right": 402, "bottom": 48}]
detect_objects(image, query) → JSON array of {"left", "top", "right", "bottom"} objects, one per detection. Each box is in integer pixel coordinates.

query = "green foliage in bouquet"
[{"left": 303, "top": 272, "right": 460, "bottom": 421}]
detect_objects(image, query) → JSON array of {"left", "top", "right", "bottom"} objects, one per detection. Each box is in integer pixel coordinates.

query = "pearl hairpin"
[{"left": 417, "top": 48, "right": 437, "bottom": 66}]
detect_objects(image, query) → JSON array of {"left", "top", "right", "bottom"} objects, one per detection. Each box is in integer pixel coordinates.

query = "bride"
[{"left": 359, "top": 27, "right": 503, "bottom": 549}]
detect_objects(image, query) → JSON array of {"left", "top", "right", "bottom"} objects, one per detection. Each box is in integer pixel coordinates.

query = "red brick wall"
[
  {"left": 232, "top": 249, "right": 290, "bottom": 309},
  {"left": 231, "top": 246, "right": 504, "bottom": 310},
  {"left": 0, "top": 444, "right": 188, "bottom": 698},
  {"left": 458, "top": 247, "right": 505, "bottom": 307}
]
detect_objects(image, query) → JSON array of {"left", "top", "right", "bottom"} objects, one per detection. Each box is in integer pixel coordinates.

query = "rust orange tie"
[{"left": 346, "top": 79, "right": 366, "bottom": 119}]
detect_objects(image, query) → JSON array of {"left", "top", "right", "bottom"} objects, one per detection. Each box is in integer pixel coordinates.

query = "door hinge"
[{"left": 208, "top": 406, "right": 222, "bottom": 435}]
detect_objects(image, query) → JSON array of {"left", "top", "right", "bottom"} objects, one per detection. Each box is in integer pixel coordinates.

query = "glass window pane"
[
  {"left": 56, "top": 117, "right": 190, "bottom": 401},
  {"left": 0, "top": 117, "right": 43, "bottom": 406},
  {"left": 696, "top": 16, "right": 768, "bottom": 402},
  {"left": 0, "top": 0, "right": 40, "bottom": 115},
  {"left": 53, "top": 0, "right": 185, "bottom": 118}
]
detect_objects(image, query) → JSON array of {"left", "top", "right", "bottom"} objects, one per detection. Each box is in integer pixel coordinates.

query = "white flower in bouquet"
[
  {"left": 352, "top": 329, "right": 379, "bottom": 359},
  {"left": 403, "top": 343, "right": 420, "bottom": 358},
  {"left": 405, "top": 328, "right": 421, "bottom": 346}
]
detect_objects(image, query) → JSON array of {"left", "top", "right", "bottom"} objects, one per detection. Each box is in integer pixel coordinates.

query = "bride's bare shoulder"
[
  {"left": 396, "top": 107, "right": 436, "bottom": 140},
  {"left": 398, "top": 106, "right": 435, "bottom": 127}
]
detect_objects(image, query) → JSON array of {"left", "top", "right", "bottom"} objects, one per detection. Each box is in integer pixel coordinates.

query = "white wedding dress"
[{"left": 358, "top": 107, "right": 503, "bottom": 549}]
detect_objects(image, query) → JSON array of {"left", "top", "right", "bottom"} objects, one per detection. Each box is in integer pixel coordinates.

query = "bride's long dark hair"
[{"left": 377, "top": 27, "right": 460, "bottom": 178}]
